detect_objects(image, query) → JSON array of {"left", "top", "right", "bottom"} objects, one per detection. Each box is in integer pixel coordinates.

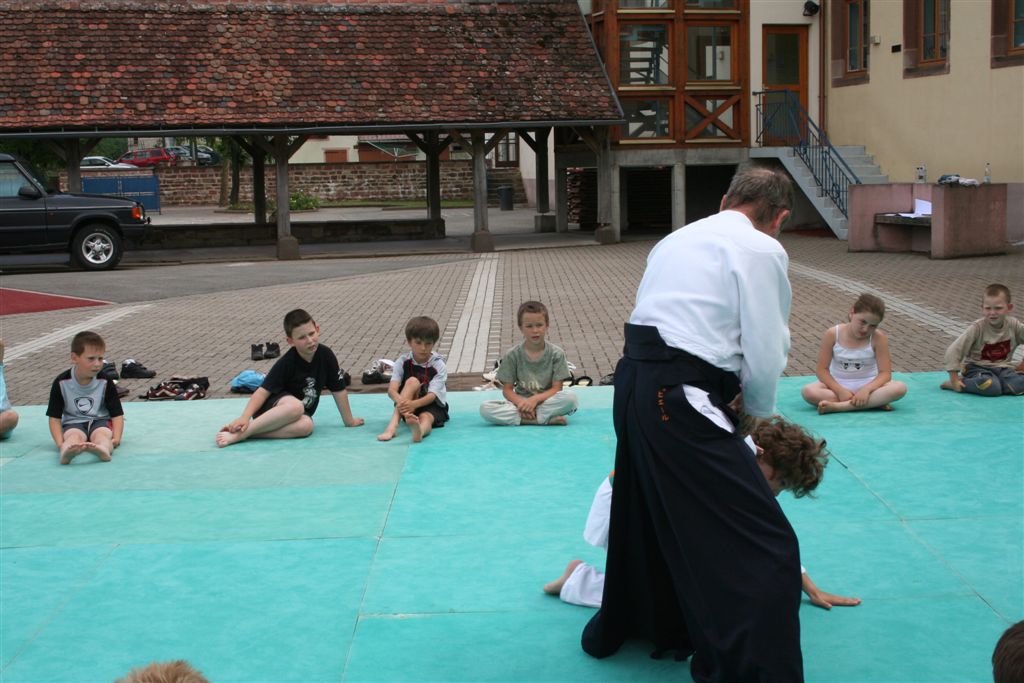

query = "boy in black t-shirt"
[
  {"left": 216, "top": 309, "right": 363, "bottom": 448},
  {"left": 47, "top": 331, "right": 124, "bottom": 464}
]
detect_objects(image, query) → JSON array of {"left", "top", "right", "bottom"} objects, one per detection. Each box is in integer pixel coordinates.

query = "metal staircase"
[{"left": 751, "top": 90, "right": 888, "bottom": 240}]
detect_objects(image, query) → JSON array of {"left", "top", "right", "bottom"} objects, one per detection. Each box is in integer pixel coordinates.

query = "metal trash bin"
[{"left": 497, "top": 185, "right": 514, "bottom": 211}]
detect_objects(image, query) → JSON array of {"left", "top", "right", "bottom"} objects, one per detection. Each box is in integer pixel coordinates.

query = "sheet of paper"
[{"left": 897, "top": 198, "right": 932, "bottom": 218}]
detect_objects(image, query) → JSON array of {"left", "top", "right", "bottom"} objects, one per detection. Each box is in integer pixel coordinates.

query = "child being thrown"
[{"left": 544, "top": 417, "right": 860, "bottom": 612}]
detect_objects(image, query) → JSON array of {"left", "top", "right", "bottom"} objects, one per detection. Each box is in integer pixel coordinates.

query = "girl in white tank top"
[{"left": 801, "top": 294, "right": 908, "bottom": 414}]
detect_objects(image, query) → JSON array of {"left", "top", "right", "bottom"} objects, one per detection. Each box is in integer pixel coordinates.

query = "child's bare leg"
[
  {"left": 216, "top": 398, "right": 312, "bottom": 447},
  {"left": 544, "top": 559, "right": 583, "bottom": 595},
  {"left": 415, "top": 412, "right": 436, "bottom": 441},
  {"left": 84, "top": 427, "right": 114, "bottom": 462},
  {"left": 820, "top": 381, "right": 908, "bottom": 414},
  {"left": 866, "top": 381, "right": 907, "bottom": 409},
  {"left": 59, "top": 429, "right": 88, "bottom": 465},
  {"left": 377, "top": 407, "right": 402, "bottom": 441},
  {"left": 404, "top": 413, "right": 423, "bottom": 442},
  {"left": 0, "top": 409, "right": 19, "bottom": 436},
  {"left": 802, "top": 382, "right": 837, "bottom": 407}
]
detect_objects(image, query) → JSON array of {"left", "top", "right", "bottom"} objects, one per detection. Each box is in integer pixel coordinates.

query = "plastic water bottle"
[{"left": 983, "top": 162, "right": 991, "bottom": 184}]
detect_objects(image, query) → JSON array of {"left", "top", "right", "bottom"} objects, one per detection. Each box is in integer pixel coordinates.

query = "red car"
[{"left": 117, "top": 148, "right": 177, "bottom": 168}]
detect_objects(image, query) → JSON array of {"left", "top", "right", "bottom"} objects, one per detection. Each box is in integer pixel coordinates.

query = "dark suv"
[{"left": 0, "top": 153, "right": 150, "bottom": 270}]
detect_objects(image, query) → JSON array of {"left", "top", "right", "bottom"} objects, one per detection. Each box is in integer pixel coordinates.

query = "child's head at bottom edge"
[
  {"left": 115, "top": 660, "right": 210, "bottom": 683},
  {"left": 993, "top": 620, "right": 1024, "bottom": 683}
]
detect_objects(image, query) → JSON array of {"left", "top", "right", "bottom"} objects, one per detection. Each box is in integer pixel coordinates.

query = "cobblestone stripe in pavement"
[
  {"left": 4, "top": 304, "right": 152, "bottom": 362},
  {"left": 443, "top": 255, "right": 500, "bottom": 373}
]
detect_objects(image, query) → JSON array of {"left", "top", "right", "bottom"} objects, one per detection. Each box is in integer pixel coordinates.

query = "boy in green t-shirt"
[{"left": 480, "top": 301, "right": 578, "bottom": 426}]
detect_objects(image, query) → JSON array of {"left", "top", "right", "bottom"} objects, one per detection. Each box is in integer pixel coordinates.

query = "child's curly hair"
[
  {"left": 115, "top": 661, "right": 210, "bottom": 683},
  {"left": 751, "top": 417, "right": 829, "bottom": 498}
]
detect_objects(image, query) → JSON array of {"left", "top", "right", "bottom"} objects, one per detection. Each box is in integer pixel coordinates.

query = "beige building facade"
[{"left": 825, "top": 0, "right": 1024, "bottom": 184}]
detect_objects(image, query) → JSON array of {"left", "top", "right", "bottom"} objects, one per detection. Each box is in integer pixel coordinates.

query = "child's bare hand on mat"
[{"left": 807, "top": 589, "right": 861, "bottom": 610}]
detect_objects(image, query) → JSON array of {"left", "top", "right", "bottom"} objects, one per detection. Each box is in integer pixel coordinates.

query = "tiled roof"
[{"left": 0, "top": 0, "right": 621, "bottom": 135}]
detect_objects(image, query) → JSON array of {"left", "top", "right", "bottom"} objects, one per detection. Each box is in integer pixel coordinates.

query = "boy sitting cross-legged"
[
  {"left": 480, "top": 300, "right": 578, "bottom": 426},
  {"left": 378, "top": 316, "right": 449, "bottom": 443},
  {"left": 216, "top": 309, "right": 363, "bottom": 447},
  {"left": 941, "top": 283, "right": 1024, "bottom": 396},
  {"left": 47, "top": 331, "right": 124, "bottom": 464}
]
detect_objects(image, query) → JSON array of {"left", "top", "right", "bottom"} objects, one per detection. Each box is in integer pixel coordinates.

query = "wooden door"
[{"left": 762, "top": 25, "right": 808, "bottom": 146}]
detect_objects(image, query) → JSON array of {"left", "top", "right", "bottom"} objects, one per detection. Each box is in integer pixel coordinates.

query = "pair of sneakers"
[{"left": 251, "top": 343, "right": 281, "bottom": 361}]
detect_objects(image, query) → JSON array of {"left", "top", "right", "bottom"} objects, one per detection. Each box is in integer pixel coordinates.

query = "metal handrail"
[{"left": 754, "top": 89, "right": 861, "bottom": 217}]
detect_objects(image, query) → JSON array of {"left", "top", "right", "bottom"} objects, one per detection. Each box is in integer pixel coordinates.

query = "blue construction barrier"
[{"left": 82, "top": 174, "right": 161, "bottom": 213}]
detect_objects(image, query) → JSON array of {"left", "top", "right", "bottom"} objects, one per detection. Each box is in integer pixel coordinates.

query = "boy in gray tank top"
[{"left": 46, "top": 331, "right": 124, "bottom": 465}]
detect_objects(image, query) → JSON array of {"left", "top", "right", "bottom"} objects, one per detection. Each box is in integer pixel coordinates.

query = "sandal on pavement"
[
  {"left": 251, "top": 344, "right": 264, "bottom": 361},
  {"left": 573, "top": 375, "right": 593, "bottom": 387},
  {"left": 263, "top": 342, "right": 281, "bottom": 359}
]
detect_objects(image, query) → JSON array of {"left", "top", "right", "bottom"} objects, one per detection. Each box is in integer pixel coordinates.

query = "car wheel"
[{"left": 71, "top": 224, "right": 123, "bottom": 270}]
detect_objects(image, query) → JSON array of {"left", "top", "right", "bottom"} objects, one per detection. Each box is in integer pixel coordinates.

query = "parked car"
[
  {"left": 81, "top": 156, "right": 138, "bottom": 169},
  {"left": 0, "top": 152, "right": 150, "bottom": 270},
  {"left": 166, "top": 145, "right": 213, "bottom": 165},
  {"left": 118, "top": 148, "right": 177, "bottom": 168},
  {"left": 195, "top": 144, "right": 222, "bottom": 166}
]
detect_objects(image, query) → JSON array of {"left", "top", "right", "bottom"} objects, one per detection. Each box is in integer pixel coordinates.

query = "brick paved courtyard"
[{"left": 2, "top": 233, "right": 1022, "bottom": 406}]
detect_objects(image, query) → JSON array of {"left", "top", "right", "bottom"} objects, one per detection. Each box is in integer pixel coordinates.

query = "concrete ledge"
[
  {"left": 137, "top": 218, "right": 446, "bottom": 249},
  {"left": 534, "top": 214, "right": 556, "bottom": 233}
]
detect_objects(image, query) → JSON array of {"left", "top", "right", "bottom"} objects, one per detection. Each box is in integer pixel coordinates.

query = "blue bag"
[{"left": 229, "top": 370, "right": 265, "bottom": 394}]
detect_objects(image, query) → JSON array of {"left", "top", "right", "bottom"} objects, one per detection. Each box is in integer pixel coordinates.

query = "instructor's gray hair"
[{"left": 723, "top": 164, "right": 794, "bottom": 227}]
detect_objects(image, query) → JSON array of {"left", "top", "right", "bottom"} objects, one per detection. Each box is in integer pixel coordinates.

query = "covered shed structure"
[{"left": 0, "top": 0, "right": 623, "bottom": 255}]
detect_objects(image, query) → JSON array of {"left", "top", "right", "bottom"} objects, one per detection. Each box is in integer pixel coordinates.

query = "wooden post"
[
  {"left": 576, "top": 126, "right": 618, "bottom": 244},
  {"left": 520, "top": 128, "right": 554, "bottom": 232},
  {"left": 47, "top": 138, "right": 96, "bottom": 193},
  {"left": 65, "top": 139, "right": 82, "bottom": 194},
  {"left": 237, "top": 136, "right": 268, "bottom": 226},
  {"left": 535, "top": 127, "right": 551, "bottom": 215},
  {"left": 272, "top": 134, "right": 300, "bottom": 260},
  {"left": 469, "top": 131, "right": 494, "bottom": 252},
  {"left": 424, "top": 131, "right": 442, "bottom": 224}
]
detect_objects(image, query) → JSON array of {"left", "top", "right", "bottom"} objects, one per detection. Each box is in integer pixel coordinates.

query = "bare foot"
[
  {"left": 817, "top": 400, "right": 837, "bottom": 414},
  {"left": 544, "top": 559, "right": 583, "bottom": 595},
  {"left": 939, "top": 380, "right": 954, "bottom": 391},
  {"left": 215, "top": 430, "right": 246, "bottom": 448},
  {"left": 377, "top": 431, "right": 396, "bottom": 442},
  {"left": 59, "top": 442, "right": 88, "bottom": 465},
  {"left": 405, "top": 415, "right": 422, "bottom": 443},
  {"left": 82, "top": 442, "right": 112, "bottom": 462},
  {"left": 880, "top": 404, "right": 894, "bottom": 411},
  {"left": 546, "top": 416, "right": 568, "bottom": 426}
]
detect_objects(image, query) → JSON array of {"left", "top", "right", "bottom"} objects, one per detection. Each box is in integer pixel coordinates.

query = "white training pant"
[
  {"left": 479, "top": 390, "right": 579, "bottom": 425},
  {"left": 560, "top": 561, "right": 604, "bottom": 608}
]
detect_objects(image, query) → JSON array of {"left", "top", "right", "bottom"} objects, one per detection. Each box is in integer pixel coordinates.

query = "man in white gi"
[{"left": 582, "top": 164, "right": 801, "bottom": 682}]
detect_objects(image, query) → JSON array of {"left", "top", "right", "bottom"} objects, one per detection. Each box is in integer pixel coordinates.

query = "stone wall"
[
  {"left": 67, "top": 160, "right": 477, "bottom": 206},
  {"left": 157, "top": 161, "right": 476, "bottom": 206}
]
